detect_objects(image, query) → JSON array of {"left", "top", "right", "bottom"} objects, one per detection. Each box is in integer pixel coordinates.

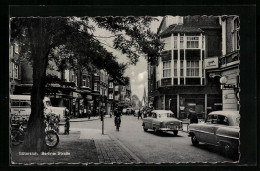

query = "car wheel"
[
  {"left": 223, "top": 143, "right": 236, "bottom": 157},
  {"left": 191, "top": 134, "right": 199, "bottom": 146},
  {"left": 153, "top": 127, "right": 159, "bottom": 134},
  {"left": 173, "top": 130, "right": 178, "bottom": 136}
]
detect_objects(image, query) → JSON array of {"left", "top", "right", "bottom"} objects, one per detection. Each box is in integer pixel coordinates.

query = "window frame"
[
  {"left": 163, "top": 61, "right": 171, "bottom": 78},
  {"left": 186, "top": 36, "right": 199, "bottom": 49},
  {"left": 186, "top": 60, "right": 200, "bottom": 77}
]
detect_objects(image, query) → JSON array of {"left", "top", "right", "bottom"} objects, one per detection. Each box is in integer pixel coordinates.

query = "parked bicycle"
[{"left": 11, "top": 114, "right": 59, "bottom": 148}]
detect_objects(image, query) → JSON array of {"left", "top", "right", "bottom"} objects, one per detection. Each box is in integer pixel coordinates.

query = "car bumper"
[{"left": 159, "top": 127, "right": 183, "bottom": 131}]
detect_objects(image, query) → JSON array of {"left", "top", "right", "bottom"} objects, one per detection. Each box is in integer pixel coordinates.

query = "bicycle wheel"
[
  {"left": 11, "top": 129, "right": 21, "bottom": 146},
  {"left": 45, "top": 130, "right": 59, "bottom": 148}
]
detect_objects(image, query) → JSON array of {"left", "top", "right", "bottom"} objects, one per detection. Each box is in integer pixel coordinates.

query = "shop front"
[{"left": 154, "top": 85, "right": 222, "bottom": 119}]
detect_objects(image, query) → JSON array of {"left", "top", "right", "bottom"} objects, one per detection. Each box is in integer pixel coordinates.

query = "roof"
[
  {"left": 160, "top": 25, "right": 204, "bottom": 37},
  {"left": 209, "top": 110, "right": 240, "bottom": 117},
  {"left": 152, "top": 110, "right": 173, "bottom": 114}
]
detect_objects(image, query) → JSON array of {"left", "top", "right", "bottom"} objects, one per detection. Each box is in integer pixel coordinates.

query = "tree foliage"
[{"left": 10, "top": 16, "right": 162, "bottom": 151}]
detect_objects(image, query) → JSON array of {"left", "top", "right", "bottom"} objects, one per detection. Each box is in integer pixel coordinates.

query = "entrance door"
[{"left": 170, "top": 99, "right": 177, "bottom": 117}]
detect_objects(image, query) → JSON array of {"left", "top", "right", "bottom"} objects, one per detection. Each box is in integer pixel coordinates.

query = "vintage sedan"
[
  {"left": 188, "top": 110, "right": 240, "bottom": 156},
  {"left": 142, "top": 110, "right": 183, "bottom": 135}
]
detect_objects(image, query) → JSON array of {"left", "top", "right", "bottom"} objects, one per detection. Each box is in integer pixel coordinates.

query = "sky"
[{"left": 91, "top": 17, "right": 163, "bottom": 100}]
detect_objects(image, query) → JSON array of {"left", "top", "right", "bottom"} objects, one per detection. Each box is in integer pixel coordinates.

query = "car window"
[
  {"left": 159, "top": 113, "right": 174, "bottom": 118},
  {"left": 206, "top": 114, "right": 218, "bottom": 124},
  {"left": 217, "top": 115, "right": 229, "bottom": 126},
  {"left": 152, "top": 113, "right": 157, "bottom": 118}
]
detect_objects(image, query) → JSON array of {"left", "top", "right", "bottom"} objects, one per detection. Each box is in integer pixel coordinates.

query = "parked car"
[
  {"left": 188, "top": 110, "right": 240, "bottom": 156},
  {"left": 142, "top": 110, "right": 183, "bottom": 136}
]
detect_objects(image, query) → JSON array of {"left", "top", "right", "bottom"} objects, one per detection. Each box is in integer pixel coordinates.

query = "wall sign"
[{"left": 204, "top": 57, "right": 219, "bottom": 69}]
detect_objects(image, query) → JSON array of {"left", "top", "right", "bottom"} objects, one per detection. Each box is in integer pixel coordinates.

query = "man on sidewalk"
[{"left": 138, "top": 109, "right": 142, "bottom": 120}]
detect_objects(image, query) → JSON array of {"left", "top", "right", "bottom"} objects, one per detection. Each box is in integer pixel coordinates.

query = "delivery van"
[{"left": 10, "top": 95, "right": 67, "bottom": 121}]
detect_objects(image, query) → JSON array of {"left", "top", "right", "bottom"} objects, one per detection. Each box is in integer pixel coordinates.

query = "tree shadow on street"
[{"left": 190, "top": 143, "right": 239, "bottom": 161}]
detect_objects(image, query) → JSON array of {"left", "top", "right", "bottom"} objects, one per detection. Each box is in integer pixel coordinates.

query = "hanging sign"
[{"left": 204, "top": 57, "right": 219, "bottom": 69}]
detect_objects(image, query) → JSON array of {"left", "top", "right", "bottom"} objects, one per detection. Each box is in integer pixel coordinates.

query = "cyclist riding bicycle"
[{"left": 114, "top": 108, "right": 121, "bottom": 126}]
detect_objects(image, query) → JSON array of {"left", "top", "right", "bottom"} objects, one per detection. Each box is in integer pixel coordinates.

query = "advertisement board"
[{"left": 204, "top": 57, "right": 219, "bottom": 69}]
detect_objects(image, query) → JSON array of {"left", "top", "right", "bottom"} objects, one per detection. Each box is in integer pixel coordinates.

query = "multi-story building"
[
  {"left": 92, "top": 69, "right": 109, "bottom": 116},
  {"left": 151, "top": 16, "right": 223, "bottom": 118},
  {"left": 9, "top": 42, "right": 21, "bottom": 95},
  {"left": 207, "top": 16, "right": 240, "bottom": 110}
]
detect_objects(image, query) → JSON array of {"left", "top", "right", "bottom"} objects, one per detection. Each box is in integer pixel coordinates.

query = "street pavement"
[
  {"left": 11, "top": 115, "right": 238, "bottom": 164},
  {"left": 71, "top": 115, "right": 238, "bottom": 164}
]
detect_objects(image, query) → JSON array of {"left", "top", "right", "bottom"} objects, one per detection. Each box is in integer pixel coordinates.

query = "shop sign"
[
  {"left": 86, "top": 95, "right": 92, "bottom": 100},
  {"left": 204, "top": 57, "right": 219, "bottom": 69},
  {"left": 73, "top": 92, "right": 82, "bottom": 98}
]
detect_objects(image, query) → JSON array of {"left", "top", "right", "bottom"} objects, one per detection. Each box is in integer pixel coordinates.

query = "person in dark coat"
[
  {"left": 138, "top": 109, "right": 142, "bottom": 120},
  {"left": 189, "top": 111, "right": 198, "bottom": 124},
  {"left": 64, "top": 116, "right": 70, "bottom": 135},
  {"left": 114, "top": 108, "right": 121, "bottom": 126}
]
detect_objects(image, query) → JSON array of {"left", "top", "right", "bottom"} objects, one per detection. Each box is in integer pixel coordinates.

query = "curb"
[{"left": 70, "top": 118, "right": 99, "bottom": 122}]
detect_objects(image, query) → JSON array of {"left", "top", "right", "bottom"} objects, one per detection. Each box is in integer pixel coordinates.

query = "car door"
[
  {"left": 151, "top": 113, "right": 158, "bottom": 129},
  {"left": 143, "top": 113, "right": 152, "bottom": 129},
  {"left": 199, "top": 114, "right": 218, "bottom": 145}
]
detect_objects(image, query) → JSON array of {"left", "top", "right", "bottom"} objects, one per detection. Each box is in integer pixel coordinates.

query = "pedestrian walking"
[
  {"left": 64, "top": 116, "right": 70, "bottom": 135},
  {"left": 88, "top": 109, "right": 91, "bottom": 119},
  {"left": 110, "top": 110, "right": 113, "bottom": 118},
  {"left": 138, "top": 109, "right": 142, "bottom": 120}
]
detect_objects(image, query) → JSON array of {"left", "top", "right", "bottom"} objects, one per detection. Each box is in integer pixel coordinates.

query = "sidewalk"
[
  {"left": 68, "top": 115, "right": 111, "bottom": 122},
  {"left": 11, "top": 127, "right": 139, "bottom": 164}
]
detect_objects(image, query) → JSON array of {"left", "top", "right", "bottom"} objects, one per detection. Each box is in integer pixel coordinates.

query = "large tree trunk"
[{"left": 23, "top": 18, "right": 50, "bottom": 152}]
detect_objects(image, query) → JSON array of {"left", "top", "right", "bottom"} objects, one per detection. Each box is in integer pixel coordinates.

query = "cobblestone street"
[{"left": 95, "top": 140, "right": 136, "bottom": 163}]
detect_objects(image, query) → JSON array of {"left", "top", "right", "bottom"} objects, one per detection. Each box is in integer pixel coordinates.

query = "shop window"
[
  {"left": 186, "top": 61, "right": 199, "bottom": 77},
  {"left": 163, "top": 61, "right": 171, "bottom": 78},
  {"left": 186, "top": 78, "right": 200, "bottom": 85},
  {"left": 187, "top": 36, "right": 199, "bottom": 48}
]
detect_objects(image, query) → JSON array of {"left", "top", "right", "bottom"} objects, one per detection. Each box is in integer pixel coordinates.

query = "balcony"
[{"left": 220, "top": 51, "right": 239, "bottom": 67}]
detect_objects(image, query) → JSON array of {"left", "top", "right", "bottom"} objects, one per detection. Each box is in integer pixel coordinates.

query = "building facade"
[
  {"left": 151, "top": 16, "right": 223, "bottom": 118},
  {"left": 10, "top": 42, "right": 21, "bottom": 95},
  {"left": 207, "top": 16, "right": 240, "bottom": 110}
]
